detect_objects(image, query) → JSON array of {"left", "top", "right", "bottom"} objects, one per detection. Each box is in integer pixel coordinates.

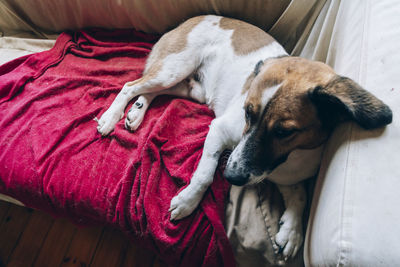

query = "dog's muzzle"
[
  {"left": 223, "top": 167, "right": 249, "bottom": 186},
  {"left": 224, "top": 140, "right": 256, "bottom": 186}
]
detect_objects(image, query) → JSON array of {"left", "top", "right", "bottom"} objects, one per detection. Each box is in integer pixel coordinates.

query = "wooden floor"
[{"left": 0, "top": 200, "right": 171, "bottom": 267}]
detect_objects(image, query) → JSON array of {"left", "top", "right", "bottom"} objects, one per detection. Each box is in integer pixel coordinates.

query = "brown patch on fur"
[
  {"left": 262, "top": 57, "right": 336, "bottom": 149},
  {"left": 219, "top": 17, "right": 275, "bottom": 55},
  {"left": 242, "top": 72, "right": 256, "bottom": 94},
  {"left": 247, "top": 57, "right": 335, "bottom": 113},
  {"left": 245, "top": 66, "right": 283, "bottom": 112},
  {"left": 142, "top": 16, "right": 205, "bottom": 79},
  {"left": 261, "top": 57, "right": 335, "bottom": 92},
  {"left": 242, "top": 61, "right": 283, "bottom": 133},
  {"left": 126, "top": 77, "right": 143, "bottom": 87},
  {"left": 159, "top": 16, "right": 205, "bottom": 57},
  {"left": 244, "top": 57, "right": 338, "bottom": 161}
]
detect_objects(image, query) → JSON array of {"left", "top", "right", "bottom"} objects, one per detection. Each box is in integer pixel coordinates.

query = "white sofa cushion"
[{"left": 302, "top": 0, "right": 400, "bottom": 266}]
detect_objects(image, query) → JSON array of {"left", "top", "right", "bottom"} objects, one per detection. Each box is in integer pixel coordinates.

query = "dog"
[{"left": 96, "top": 15, "right": 392, "bottom": 260}]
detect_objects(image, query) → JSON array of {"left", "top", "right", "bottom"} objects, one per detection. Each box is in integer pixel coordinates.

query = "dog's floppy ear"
[{"left": 308, "top": 76, "right": 392, "bottom": 129}]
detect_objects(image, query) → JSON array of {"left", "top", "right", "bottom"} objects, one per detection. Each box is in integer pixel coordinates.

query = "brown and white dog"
[{"left": 96, "top": 15, "right": 392, "bottom": 260}]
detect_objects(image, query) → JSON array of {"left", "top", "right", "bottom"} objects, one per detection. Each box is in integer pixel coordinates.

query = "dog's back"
[{"left": 145, "top": 15, "right": 287, "bottom": 116}]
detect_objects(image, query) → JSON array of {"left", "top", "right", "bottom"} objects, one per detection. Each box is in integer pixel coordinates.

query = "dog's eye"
[
  {"left": 274, "top": 127, "right": 297, "bottom": 139},
  {"left": 245, "top": 109, "right": 250, "bottom": 121},
  {"left": 245, "top": 105, "right": 256, "bottom": 123}
]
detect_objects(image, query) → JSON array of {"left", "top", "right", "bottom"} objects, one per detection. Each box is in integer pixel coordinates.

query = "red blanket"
[{"left": 0, "top": 30, "right": 235, "bottom": 267}]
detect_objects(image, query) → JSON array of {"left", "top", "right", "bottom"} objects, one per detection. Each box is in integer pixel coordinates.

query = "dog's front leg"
[
  {"left": 169, "top": 118, "right": 228, "bottom": 220},
  {"left": 275, "top": 183, "right": 306, "bottom": 261}
]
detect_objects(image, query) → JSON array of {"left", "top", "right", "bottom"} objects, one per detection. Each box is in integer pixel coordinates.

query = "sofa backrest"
[
  {"left": 0, "top": 0, "right": 289, "bottom": 34},
  {"left": 0, "top": 0, "right": 324, "bottom": 53}
]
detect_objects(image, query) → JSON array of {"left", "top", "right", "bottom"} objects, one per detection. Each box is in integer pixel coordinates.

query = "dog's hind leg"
[
  {"left": 124, "top": 93, "right": 157, "bottom": 132},
  {"left": 97, "top": 52, "right": 199, "bottom": 136},
  {"left": 125, "top": 80, "right": 192, "bottom": 131}
]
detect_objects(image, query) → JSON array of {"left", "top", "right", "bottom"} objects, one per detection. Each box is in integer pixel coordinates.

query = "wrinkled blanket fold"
[{"left": 0, "top": 29, "right": 235, "bottom": 267}]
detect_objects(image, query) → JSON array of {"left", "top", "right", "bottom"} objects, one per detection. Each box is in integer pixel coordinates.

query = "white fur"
[{"left": 97, "top": 15, "right": 320, "bottom": 261}]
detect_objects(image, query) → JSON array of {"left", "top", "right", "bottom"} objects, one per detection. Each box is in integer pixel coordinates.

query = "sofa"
[{"left": 1, "top": 0, "right": 399, "bottom": 266}]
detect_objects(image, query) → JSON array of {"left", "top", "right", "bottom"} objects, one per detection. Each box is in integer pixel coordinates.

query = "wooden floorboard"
[
  {"left": 0, "top": 201, "right": 171, "bottom": 267},
  {"left": 0, "top": 201, "right": 10, "bottom": 223},
  {"left": 0, "top": 204, "right": 33, "bottom": 265},
  {"left": 90, "top": 227, "right": 129, "bottom": 267},
  {"left": 60, "top": 226, "right": 104, "bottom": 267},
  {"left": 33, "top": 217, "right": 77, "bottom": 267},
  {"left": 121, "top": 241, "right": 156, "bottom": 267},
  {"left": 7, "top": 210, "right": 54, "bottom": 267}
]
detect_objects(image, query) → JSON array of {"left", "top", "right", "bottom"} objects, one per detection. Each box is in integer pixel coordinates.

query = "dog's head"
[{"left": 224, "top": 57, "right": 392, "bottom": 186}]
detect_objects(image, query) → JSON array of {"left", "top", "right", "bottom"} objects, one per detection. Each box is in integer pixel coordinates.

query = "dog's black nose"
[{"left": 224, "top": 168, "right": 249, "bottom": 186}]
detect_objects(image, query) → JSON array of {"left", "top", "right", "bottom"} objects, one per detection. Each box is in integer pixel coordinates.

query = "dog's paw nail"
[
  {"left": 277, "top": 244, "right": 284, "bottom": 254},
  {"left": 170, "top": 209, "right": 183, "bottom": 221},
  {"left": 124, "top": 121, "right": 130, "bottom": 131},
  {"left": 276, "top": 259, "right": 286, "bottom": 266},
  {"left": 168, "top": 204, "right": 176, "bottom": 212},
  {"left": 125, "top": 109, "right": 145, "bottom": 131},
  {"left": 135, "top": 101, "right": 143, "bottom": 109}
]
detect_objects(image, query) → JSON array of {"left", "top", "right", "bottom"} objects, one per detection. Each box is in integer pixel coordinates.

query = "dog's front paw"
[
  {"left": 169, "top": 186, "right": 202, "bottom": 221},
  {"left": 96, "top": 109, "right": 123, "bottom": 136},
  {"left": 274, "top": 214, "right": 303, "bottom": 261}
]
